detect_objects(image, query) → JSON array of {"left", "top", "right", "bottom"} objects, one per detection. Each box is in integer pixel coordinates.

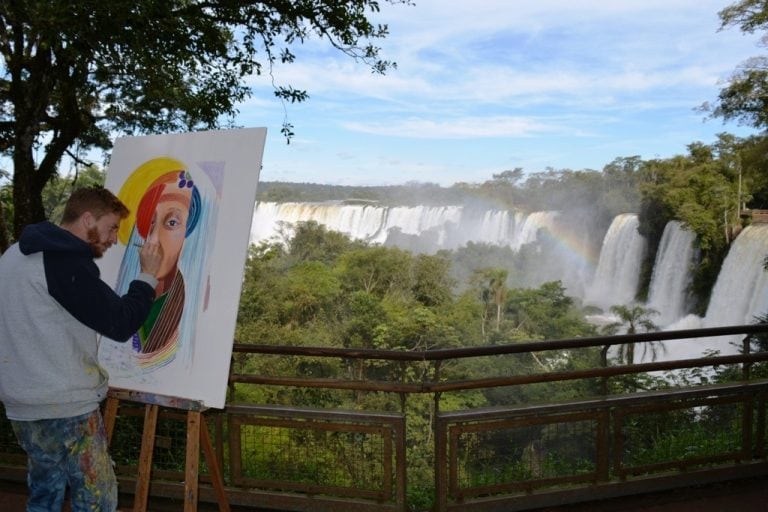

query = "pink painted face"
[
  {"left": 86, "top": 212, "right": 121, "bottom": 258},
  {"left": 145, "top": 183, "right": 192, "bottom": 280}
]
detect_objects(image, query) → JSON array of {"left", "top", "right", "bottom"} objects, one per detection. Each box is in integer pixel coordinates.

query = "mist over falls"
[{"left": 250, "top": 201, "right": 768, "bottom": 357}]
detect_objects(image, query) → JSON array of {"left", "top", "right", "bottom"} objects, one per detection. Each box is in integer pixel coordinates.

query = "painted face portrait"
[
  {"left": 135, "top": 172, "right": 196, "bottom": 292},
  {"left": 130, "top": 170, "right": 199, "bottom": 360},
  {"left": 115, "top": 160, "right": 202, "bottom": 368}
]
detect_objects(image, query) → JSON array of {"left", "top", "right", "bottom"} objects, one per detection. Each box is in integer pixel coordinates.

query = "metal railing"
[{"left": 1, "top": 323, "right": 767, "bottom": 511}]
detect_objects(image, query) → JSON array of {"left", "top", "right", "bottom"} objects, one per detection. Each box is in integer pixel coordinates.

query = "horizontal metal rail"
[{"left": 233, "top": 323, "right": 768, "bottom": 361}]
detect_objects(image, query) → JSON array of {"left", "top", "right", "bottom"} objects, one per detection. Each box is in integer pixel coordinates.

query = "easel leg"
[
  {"left": 104, "top": 396, "right": 119, "bottom": 445},
  {"left": 200, "top": 418, "right": 231, "bottom": 512},
  {"left": 134, "top": 404, "right": 159, "bottom": 512},
  {"left": 185, "top": 411, "right": 201, "bottom": 512}
]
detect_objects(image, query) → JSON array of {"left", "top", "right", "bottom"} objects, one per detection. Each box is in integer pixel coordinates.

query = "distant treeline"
[{"left": 256, "top": 180, "right": 475, "bottom": 206}]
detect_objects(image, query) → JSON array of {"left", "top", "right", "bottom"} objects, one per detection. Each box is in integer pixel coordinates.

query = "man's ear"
[{"left": 81, "top": 211, "right": 95, "bottom": 230}]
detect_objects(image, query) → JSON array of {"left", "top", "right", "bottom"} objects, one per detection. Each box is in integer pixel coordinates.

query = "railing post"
[
  {"left": 600, "top": 345, "right": 609, "bottom": 395},
  {"left": 432, "top": 359, "right": 445, "bottom": 512},
  {"left": 742, "top": 335, "right": 754, "bottom": 460},
  {"left": 434, "top": 391, "right": 446, "bottom": 512},
  {"left": 743, "top": 334, "right": 752, "bottom": 381}
]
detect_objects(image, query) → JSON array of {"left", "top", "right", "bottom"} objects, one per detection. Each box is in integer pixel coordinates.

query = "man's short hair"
[{"left": 61, "top": 187, "right": 130, "bottom": 224}]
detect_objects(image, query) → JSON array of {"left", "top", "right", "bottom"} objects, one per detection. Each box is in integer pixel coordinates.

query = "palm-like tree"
[
  {"left": 476, "top": 268, "right": 508, "bottom": 332},
  {"left": 602, "top": 304, "right": 662, "bottom": 365}
]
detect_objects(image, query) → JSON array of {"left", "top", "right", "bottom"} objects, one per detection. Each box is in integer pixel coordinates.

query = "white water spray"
[
  {"left": 584, "top": 214, "right": 646, "bottom": 310},
  {"left": 646, "top": 221, "right": 696, "bottom": 326}
]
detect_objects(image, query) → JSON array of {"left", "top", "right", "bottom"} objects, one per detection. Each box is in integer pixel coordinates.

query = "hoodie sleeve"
[{"left": 43, "top": 251, "right": 156, "bottom": 341}]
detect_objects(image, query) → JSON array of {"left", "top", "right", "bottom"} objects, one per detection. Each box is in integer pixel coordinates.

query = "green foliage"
[
  {"left": 506, "top": 281, "right": 597, "bottom": 341},
  {"left": 287, "top": 221, "right": 365, "bottom": 265},
  {"left": 412, "top": 253, "right": 455, "bottom": 307},
  {"left": 622, "top": 405, "right": 742, "bottom": 469},
  {"left": 445, "top": 243, "right": 518, "bottom": 294},
  {"left": 637, "top": 138, "right": 745, "bottom": 312},
  {"left": 704, "top": 0, "right": 768, "bottom": 129},
  {"left": 233, "top": 220, "right": 612, "bottom": 510},
  {"left": 257, "top": 181, "right": 470, "bottom": 206},
  {"left": 337, "top": 246, "right": 414, "bottom": 297}
]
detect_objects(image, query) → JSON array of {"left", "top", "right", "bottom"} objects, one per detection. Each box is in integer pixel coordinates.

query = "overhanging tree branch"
[{"left": 0, "top": 0, "right": 410, "bottom": 238}]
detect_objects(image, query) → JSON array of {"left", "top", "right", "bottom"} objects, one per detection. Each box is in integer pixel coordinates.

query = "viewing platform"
[
  {"left": 1, "top": 476, "right": 767, "bottom": 511},
  {"left": 2, "top": 323, "right": 768, "bottom": 512},
  {"left": 740, "top": 208, "right": 768, "bottom": 223}
]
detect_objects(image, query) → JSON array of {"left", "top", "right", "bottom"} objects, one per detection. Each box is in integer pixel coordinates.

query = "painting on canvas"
[{"left": 98, "top": 128, "right": 265, "bottom": 409}]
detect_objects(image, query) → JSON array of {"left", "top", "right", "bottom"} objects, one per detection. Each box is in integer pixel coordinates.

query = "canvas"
[{"left": 97, "top": 128, "right": 266, "bottom": 409}]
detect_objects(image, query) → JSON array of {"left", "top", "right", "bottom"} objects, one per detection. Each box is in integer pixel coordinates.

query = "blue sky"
[{"left": 238, "top": 0, "right": 765, "bottom": 187}]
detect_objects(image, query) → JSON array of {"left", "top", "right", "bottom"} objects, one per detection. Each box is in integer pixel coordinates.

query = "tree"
[
  {"left": 472, "top": 268, "right": 508, "bottom": 336},
  {"left": 411, "top": 253, "right": 455, "bottom": 307},
  {"left": 703, "top": 0, "right": 768, "bottom": 129},
  {"left": 0, "top": 169, "right": 11, "bottom": 250},
  {"left": 1, "top": 0, "right": 408, "bottom": 240},
  {"left": 42, "top": 165, "right": 106, "bottom": 224},
  {"left": 287, "top": 221, "right": 362, "bottom": 265},
  {"left": 602, "top": 304, "right": 661, "bottom": 365},
  {"left": 337, "top": 246, "right": 413, "bottom": 297},
  {"left": 505, "top": 281, "right": 596, "bottom": 341}
]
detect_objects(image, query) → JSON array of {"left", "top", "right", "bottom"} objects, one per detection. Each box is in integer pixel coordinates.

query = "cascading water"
[
  {"left": 704, "top": 224, "right": 768, "bottom": 327},
  {"left": 251, "top": 202, "right": 562, "bottom": 252},
  {"left": 657, "top": 224, "right": 768, "bottom": 360},
  {"left": 249, "top": 202, "right": 387, "bottom": 244},
  {"left": 373, "top": 205, "right": 463, "bottom": 246},
  {"left": 251, "top": 202, "right": 599, "bottom": 293},
  {"left": 514, "top": 211, "right": 560, "bottom": 250},
  {"left": 646, "top": 221, "right": 696, "bottom": 326},
  {"left": 583, "top": 213, "right": 646, "bottom": 310}
]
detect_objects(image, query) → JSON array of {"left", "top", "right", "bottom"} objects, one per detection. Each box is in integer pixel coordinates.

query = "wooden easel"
[{"left": 103, "top": 388, "right": 230, "bottom": 512}]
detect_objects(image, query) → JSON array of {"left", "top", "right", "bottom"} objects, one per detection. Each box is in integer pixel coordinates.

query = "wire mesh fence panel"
[{"left": 229, "top": 408, "right": 404, "bottom": 503}]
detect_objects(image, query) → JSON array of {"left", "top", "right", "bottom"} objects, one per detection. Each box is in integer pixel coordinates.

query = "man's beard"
[{"left": 86, "top": 226, "right": 106, "bottom": 258}]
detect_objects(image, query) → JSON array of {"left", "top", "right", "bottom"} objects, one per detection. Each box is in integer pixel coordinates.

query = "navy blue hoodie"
[{"left": 0, "top": 221, "right": 157, "bottom": 420}]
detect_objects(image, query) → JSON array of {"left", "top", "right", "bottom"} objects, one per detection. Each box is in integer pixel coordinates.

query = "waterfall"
[
  {"left": 250, "top": 202, "right": 599, "bottom": 298},
  {"left": 514, "top": 211, "right": 560, "bottom": 250},
  {"left": 373, "top": 205, "right": 463, "bottom": 246},
  {"left": 250, "top": 202, "right": 388, "bottom": 244},
  {"left": 704, "top": 224, "right": 768, "bottom": 327},
  {"left": 251, "top": 202, "right": 560, "bottom": 252},
  {"left": 646, "top": 221, "right": 696, "bottom": 326},
  {"left": 658, "top": 224, "right": 768, "bottom": 360},
  {"left": 584, "top": 213, "right": 646, "bottom": 310}
]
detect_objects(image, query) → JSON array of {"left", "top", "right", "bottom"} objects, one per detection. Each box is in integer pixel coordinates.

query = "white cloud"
[
  {"left": 248, "top": 0, "right": 763, "bottom": 185},
  {"left": 342, "top": 115, "right": 562, "bottom": 139}
]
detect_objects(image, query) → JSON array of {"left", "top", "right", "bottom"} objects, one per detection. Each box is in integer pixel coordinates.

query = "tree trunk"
[
  {"left": 12, "top": 155, "right": 47, "bottom": 238},
  {"left": 0, "top": 198, "right": 10, "bottom": 252}
]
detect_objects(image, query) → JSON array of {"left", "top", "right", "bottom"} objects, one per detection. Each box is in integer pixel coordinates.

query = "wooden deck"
[{"left": 1, "top": 476, "right": 767, "bottom": 511}]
